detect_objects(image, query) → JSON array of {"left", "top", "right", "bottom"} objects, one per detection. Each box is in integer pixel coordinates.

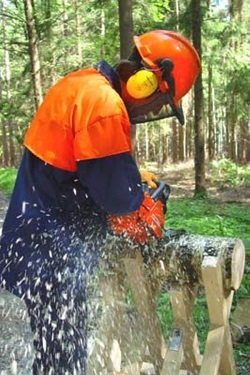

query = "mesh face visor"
[
  {"left": 128, "top": 91, "right": 184, "bottom": 125},
  {"left": 127, "top": 53, "right": 185, "bottom": 125}
]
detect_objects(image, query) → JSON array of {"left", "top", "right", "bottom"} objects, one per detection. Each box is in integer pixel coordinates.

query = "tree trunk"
[
  {"left": 0, "top": 0, "right": 8, "bottom": 165},
  {"left": 208, "top": 65, "right": 215, "bottom": 160},
  {"left": 178, "top": 123, "right": 185, "bottom": 161},
  {"left": 228, "top": 97, "right": 237, "bottom": 161},
  {"left": 23, "top": 0, "right": 43, "bottom": 109},
  {"left": 118, "top": 0, "right": 134, "bottom": 59},
  {"left": 43, "top": 0, "right": 57, "bottom": 87},
  {"left": 0, "top": 0, "right": 17, "bottom": 166},
  {"left": 171, "top": 118, "right": 178, "bottom": 163},
  {"left": 227, "top": 0, "right": 244, "bottom": 163},
  {"left": 239, "top": 118, "right": 248, "bottom": 164},
  {"left": 5, "top": 43, "right": 16, "bottom": 165},
  {"left": 191, "top": 0, "right": 206, "bottom": 195},
  {"left": 74, "top": 0, "right": 83, "bottom": 61},
  {"left": 185, "top": 94, "right": 194, "bottom": 159},
  {"left": 62, "top": 0, "right": 69, "bottom": 37},
  {"left": 118, "top": 0, "right": 136, "bottom": 155}
]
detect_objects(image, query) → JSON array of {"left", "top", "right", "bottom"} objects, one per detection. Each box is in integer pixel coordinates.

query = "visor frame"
[
  {"left": 128, "top": 91, "right": 184, "bottom": 125},
  {"left": 129, "top": 58, "right": 185, "bottom": 125}
]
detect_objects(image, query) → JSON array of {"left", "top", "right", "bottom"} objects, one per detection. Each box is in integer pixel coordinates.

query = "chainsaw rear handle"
[
  {"left": 150, "top": 181, "right": 170, "bottom": 201},
  {"left": 142, "top": 180, "right": 170, "bottom": 214},
  {"left": 142, "top": 180, "right": 170, "bottom": 200}
]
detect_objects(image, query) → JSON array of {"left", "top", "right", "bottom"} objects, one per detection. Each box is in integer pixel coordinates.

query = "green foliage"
[
  {"left": 167, "top": 198, "right": 250, "bottom": 254},
  {"left": 0, "top": 168, "right": 17, "bottom": 196},
  {"left": 211, "top": 159, "right": 250, "bottom": 186},
  {"left": 202, "top": 1, "right": 250, "bottom": 128},
  {"left": 166, "top": 160, "right": 250, "bottom": 255},
  {"left": 157, "top": 292, "right": 173, "bottom": 339},
  {"left": 150, "top": 1, "right": 171, "bottom": 24},
  {"left": 133, "top": 0, "right": 174, "bottom": 34}
]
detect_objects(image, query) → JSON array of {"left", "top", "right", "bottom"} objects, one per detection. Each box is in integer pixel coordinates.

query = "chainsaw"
[{"left": 142, "top": 180, "right": 170, "bottom": 213}]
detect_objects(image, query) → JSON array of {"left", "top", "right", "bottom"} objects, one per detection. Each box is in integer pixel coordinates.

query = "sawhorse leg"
[
  {"left": 200, "top": 256, "right": 236, "bottom": 375},
  {"left": 123, "top": 251, "right": 166, "bottom": 374},
  {"left": 161, "top": 285, "right": 202, "bottom": 375}
]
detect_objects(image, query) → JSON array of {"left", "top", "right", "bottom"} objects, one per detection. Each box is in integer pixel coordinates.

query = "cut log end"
[{"left": 230, "top": 239, "right": 245, "bottom": 290}]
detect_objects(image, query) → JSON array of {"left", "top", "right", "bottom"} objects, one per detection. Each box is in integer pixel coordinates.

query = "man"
[{"left": 0, "top": 30, "right": 200, "bottom": 374}]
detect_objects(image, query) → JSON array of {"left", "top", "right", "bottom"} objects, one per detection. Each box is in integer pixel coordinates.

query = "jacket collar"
[{"left": 95, "top": 60, "right": 121, "bottom": 95}]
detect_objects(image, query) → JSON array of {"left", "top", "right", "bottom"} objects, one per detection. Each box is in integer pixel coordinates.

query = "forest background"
[
  {"left": 0, "top": 0, "right": 250, "bottom": 373},
  {"left": 0, "top": 0, "right": 249, "bottom": 177}
]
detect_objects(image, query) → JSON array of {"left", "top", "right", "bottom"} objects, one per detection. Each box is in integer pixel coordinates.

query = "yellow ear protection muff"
[{"left": 126, "top": 70, "right": 158, "bottom": 99}]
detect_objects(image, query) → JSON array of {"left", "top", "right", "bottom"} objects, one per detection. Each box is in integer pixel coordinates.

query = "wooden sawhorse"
[{"left": 87, "top": 233, "right": 245, "bottom": 375}]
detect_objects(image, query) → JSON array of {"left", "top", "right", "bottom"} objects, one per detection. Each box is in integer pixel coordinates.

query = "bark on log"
[{"left": 104, "top": 230, "right": 245, "bottom": 292}]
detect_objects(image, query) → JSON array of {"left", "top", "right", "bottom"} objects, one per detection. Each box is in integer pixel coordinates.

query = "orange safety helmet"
[
  {"left": 134, "top": 30, "right": 201, "bottom": 102},
  {"left": 127, "top": 30, "right": 200, "bottom": 125}
]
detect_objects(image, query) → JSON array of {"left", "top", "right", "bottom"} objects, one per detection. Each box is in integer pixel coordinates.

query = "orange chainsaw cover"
[{"left": 24, "top": 68, "right": 132, "bottom": 171}]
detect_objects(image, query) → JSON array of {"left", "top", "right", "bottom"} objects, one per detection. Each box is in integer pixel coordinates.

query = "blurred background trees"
[{"left": 0, "top": 0, "right": 249, "bottom": 171}]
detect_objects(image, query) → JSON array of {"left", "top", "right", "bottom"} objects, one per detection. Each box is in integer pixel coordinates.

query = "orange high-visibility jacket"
[{"left": 24, "top": 68, "right": 132, "bottom": 171}]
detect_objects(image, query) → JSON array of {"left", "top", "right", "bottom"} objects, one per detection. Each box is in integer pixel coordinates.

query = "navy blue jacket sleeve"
[{"left": 77, "top": 152, "right": 144, "bottom": 215}]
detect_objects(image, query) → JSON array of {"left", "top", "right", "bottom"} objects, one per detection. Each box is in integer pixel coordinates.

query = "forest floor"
[
  {"left": 0, "top": 161, "right": 249, "bottom": 374},
  {"left": 158, "top": 159, "right": 250, "bottom": 205}
]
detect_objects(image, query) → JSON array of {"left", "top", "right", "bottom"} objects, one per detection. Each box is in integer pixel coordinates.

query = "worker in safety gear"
[{"left": 0, "top": 30, "right": 200, "bottom": 374}]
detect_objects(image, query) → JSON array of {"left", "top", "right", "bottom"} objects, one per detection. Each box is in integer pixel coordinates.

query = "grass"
[
  {"left": 210, "top": 158, "right": 250, "bottom": 187},
  {"left": 167, "top": 198, "right": 250, "bottom": 254},
  {"left": 0, "top": 167, "right": 17, "bottom": 196}
]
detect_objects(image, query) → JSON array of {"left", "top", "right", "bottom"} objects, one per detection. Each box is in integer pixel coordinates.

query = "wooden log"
[{"left": 104, "top": 231, "right": 245, "bottom": 292}]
